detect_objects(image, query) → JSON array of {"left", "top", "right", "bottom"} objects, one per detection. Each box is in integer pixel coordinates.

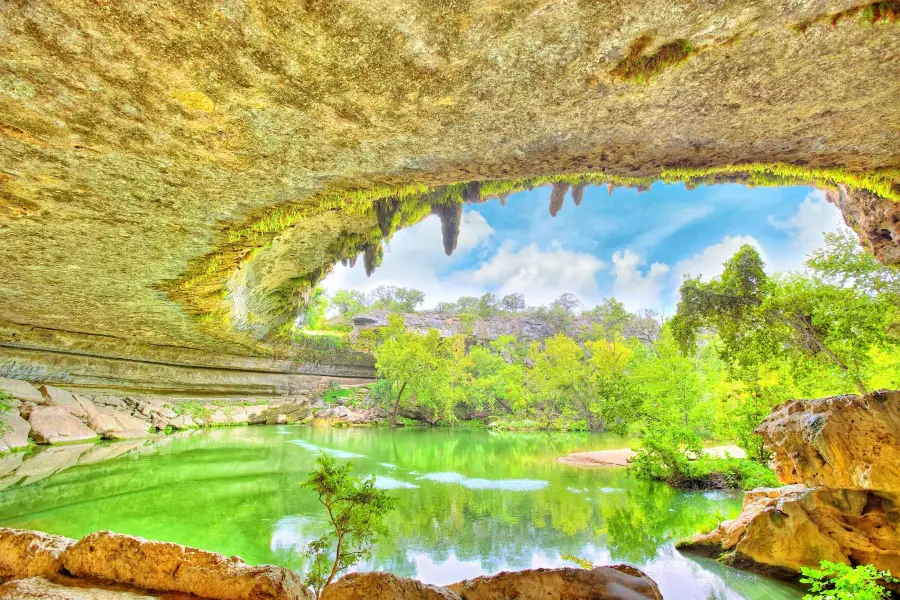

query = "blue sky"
[{"left": 321, "top": 183, "right": 847, "bottom": 313}]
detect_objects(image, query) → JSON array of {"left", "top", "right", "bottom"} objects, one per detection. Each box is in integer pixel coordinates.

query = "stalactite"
[
  {"left": 607, "top": 183, "right": 615, "bottom": 196},
  {"left": 348, "top": 254, "right": 358, "bottom": 269},
  {"left": 498, "top": 192, "right": 510, "bottom": 206},
  {"left": 363, "top": 242, "right": 383, "bottom": 277},
  {"left": 432, "top": 202, "right": 463, "bottom": 256},
  {"left": 549, "top": 182, "right": 570, "bottom": 217},
  {"left": 374, "top": 196, "right": 401, "bottom": 237},
  {"left": 571, "top": 183, "right": 586, "bottom": 206},
  {"left": 462, "top": 181, "right": 482, "bottom": 204},
  {"left": 341, "top": 258, "right": 348, "bottom": 267}
]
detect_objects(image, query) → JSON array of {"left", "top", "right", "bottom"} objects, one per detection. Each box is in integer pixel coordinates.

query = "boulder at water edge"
[
  {"left": 62, "top": 531, "right": 311, "bottom": 600},
  {"left": 0, "top": 378, "right": 43, "bottom": 404},
  {"left": 27, "top": 407, "right": 97, "bottom": 445},
  {"left": 756, "top": 390, "right": 900, "bottom": 491},
  {"left": 0, "top": 412, "right": 30, "bottom": 452},
  {"left": 447, "top": 566, "right": 663, "bottom": 600},
  {"left": 0, "top": 528, "right": 76, "bottom": 579},
  {"left": 321, "top": 572, "right": 462, "bottom": 600}
]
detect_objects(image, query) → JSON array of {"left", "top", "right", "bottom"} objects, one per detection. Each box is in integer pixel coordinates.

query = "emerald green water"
[{"left": 0, "top": 426, "right": 803, "bottom": 599}]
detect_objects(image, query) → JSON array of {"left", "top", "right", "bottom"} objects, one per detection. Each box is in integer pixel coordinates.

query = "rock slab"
[
  {"left": 447, "top": 566, "right": 663, "bottom": 600},
  {"left": 0, "top": 378, "right": 43, "bottom": 404},
  {"left": 756, "top": 390, "right": 900, "bottom": 491},
  {"left": 62, "top": 531, "right": 311, "bottom": 600},
  {"left": 39, "top": 385, "right": 87, "bottom": 419},
  {"left": 0, "top": 412, "right": 30, "bottom": 452},
  {"left": 0, "top": 528, "right": 76, "bottom": 579},
  {"left": 27, "top": 407, "right": 97, "bottom": 445}
]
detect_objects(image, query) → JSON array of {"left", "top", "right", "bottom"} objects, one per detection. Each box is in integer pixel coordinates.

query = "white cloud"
[
  {"left": 610, "top": 250, "right": 670, "bottom": 311},
  {"left": 672, "top": 235, "right": 764, "bottom": 284},
  {"left": 320, "top": 210, "right": 494, "bottom": 306},
  {"left": 453, "top": 240, "right": 607, "bottom": 306},
  {"left": 767, "top": 190, "right": 847, "bottom": 271}
]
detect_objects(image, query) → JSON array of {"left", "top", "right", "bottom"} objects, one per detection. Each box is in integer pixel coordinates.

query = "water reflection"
[{"left": 0, "top": 427, "right": 803, "bottom": 600}]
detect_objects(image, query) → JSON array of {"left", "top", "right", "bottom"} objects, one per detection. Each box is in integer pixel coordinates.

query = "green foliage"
[
  {"left": 302, "top": 286, "right": 328, "bottom": 330},
  {"left": 801, "top": 561, "right": 898, "bottom": 600},
  {"left": 0, "top": 391, "right": 13, "bottom": 436},
  {"left": 292, "top": 331, "right": 350, "bottom": 353},
  {"left": 561, "top": 554, "right": 595, "bottom": 569},
  {"left": 300, "top": 454, "right": 396, "bottom": 599},
  {"left": 611, "top": 35, "right": 696, "bottom": 83},
  {"left": 323, "top": 384, "right": 353, "bottom": 404}
]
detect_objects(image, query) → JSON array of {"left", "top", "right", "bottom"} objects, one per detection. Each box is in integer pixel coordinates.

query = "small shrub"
[
  {"left": 801, "top": 561, "right": 898, "bottom": 600},
  {"left": 301, "top": 453, "right": 395, "bottom": 599},
  {"left": 0, "top": 391, "right": 13, "bottom": 436}
]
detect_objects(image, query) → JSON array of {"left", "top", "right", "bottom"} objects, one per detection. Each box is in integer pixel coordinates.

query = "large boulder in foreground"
[
  {"left": 756, "top": 390, "right": 900, "bottom": 491},
  {"left": 0, "top": 528, "right": 75, "bottom": 579},
  {"left": 677, "top": 485, "right": 900, "bottom": 577},
  {"left": 27, "top": 407, "right": 98, "bottom": 445},
  {"left": 447, "top": 566, "right": 662, "bottom": 600},
  {"left": 322, "top": 572, "right": 461, "bottom": 600},
  {"left": 62, "top": 531, "right": 311, "bottom": 600},
  {"left": 0, "top": 576, "right": 157, "bottom": 599}
]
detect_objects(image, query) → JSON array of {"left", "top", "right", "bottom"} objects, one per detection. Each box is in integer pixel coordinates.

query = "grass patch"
[{"left": 611, "top": 35, "right": 696, "bottom": 83}]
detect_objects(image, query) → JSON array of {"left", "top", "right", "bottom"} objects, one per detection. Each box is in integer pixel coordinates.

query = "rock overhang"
[{"left": 0, "top": 0, "right": 897, "bottom": 365}]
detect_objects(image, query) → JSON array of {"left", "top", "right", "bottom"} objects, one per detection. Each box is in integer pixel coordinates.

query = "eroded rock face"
[
  {"left": 827, "top": 186, "right": 900, "bottom": 266},
  {"left": 678, "top": 485, "right": 900, "bottom": 577},
  {"left": 446, "top": 566, "right": 663, "bottom": 600},
  {"left": 756, "top": 390, "right": 900, "bottom": 491},
  {"left": 321, "top": 572, "right": 461, "bottom": 600},
  {"left": 0, "top": 528, "right": 75, "bottom": 579},
  {"left": 27, "top": 407, "right": 97, "bottom": 445},
  {"left": 0, "top": 576, "right": 161, "bottom": 600},
  {"left": 310, "top": 405, "right": 387, "bottom": 427},
  {"left": 62, "top": 531, "right": 311, "bottom": 600}
]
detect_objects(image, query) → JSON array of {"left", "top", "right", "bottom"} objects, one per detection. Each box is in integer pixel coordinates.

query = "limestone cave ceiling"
[{"left": 0, "top": 0, "right": 897, "bottom": 360}]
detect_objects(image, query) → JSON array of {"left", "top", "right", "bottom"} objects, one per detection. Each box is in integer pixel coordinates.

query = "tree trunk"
[{"left": 390, "top": 381, "right": 407, "bottom": 427}]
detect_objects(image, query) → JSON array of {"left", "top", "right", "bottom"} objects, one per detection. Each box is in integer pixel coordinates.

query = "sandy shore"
[{"left": 557, "top": 445, "right": 746, "bottom": 468}]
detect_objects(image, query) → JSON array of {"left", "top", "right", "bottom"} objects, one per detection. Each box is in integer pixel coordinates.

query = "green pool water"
[{"left": 0, "top": 426, "right": 803, "bottom": 599}]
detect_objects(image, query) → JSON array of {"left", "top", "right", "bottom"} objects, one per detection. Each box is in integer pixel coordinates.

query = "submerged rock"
[
  {"left": 27, "top": 407, "right": 97, "bottom": 445},
  {"left": 62, "top": 531, "right": 311, "bottom": 600},
  {"left": 0, "top": 528, "right": 75, "bottom": 579},
  {"left": 755, "top": 389, "right": 900, "bottom": 491},
  {"left": 321, "top": 572, "right": 461, "bottom": 600},
  {"left": 447, "top": 566, "right": 663, "bottom": 600}
]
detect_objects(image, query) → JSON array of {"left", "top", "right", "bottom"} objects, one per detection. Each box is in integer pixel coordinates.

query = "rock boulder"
[
  {"left": 27, "top": 407, "right": 97, "bottom": 445},
  {"left": 0, "top": 412, "right": 30, "bottom": 453},
  {"left": 0, "top": 528, "right": 75, "bottom": 579},
  {"left": 447, "top": 566, "right": 662, "bottom": 600},
  {"left": 0, "top": 378, "right": 43, "bottom": 404},
  {"left": 0, "top": 576, "right": 159, "bottom": 599},
  {"left": 756, "top": 390, "right": 900, "bottom": 491},
  {"left": 62, "top": 531, "right": 311, "bottom": 600},
  {"left": 39, "top": 385, "right": 86, "bottom": 419},
  {"left": 321, "top": 572, "right": 461, "bottom": 600},
  {"left": 678, "top": 485, "right": 900, "bottom": 577}
]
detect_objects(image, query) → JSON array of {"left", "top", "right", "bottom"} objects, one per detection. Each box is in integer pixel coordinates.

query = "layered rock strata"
[
  {"left": 678, "top": 389, "right": 900, "bottom": 578},
  {"left": 0, "top": 529, "right": 662, "bottom": 600}
]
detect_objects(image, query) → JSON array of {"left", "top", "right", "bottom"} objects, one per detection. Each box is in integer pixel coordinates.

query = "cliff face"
[{"left": 0, "top": 1, "right": 898, "bottom": 393}]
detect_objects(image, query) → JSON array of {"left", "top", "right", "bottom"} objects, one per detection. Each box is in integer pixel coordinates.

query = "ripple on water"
[
  {"left": 289, "top": 440, "right": 366, "bottom": 459},
  {"left": 373, "top": 476, "right": 419, "bottom": 490},
  {"left": 380, "top": 463, "right": 398, "bottom": 469},
  {"left": 417, "top": 472, "right": 548, "bottom": 491}
]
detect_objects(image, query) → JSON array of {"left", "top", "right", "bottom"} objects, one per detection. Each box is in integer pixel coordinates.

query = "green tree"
[
  {"left": 526, "top": 334, "right": 583, "bottom": 429},
  {"left": 801, "top": 561, "right": 898, "bottom": 600},
  {"left": 373, "top": 315, "right": 457, "bottom": 426},
  {"left": 302, "top": 287, "right": 328, "bottom": 330},
  {"left": 584, "top": 298, "right": 634, "bottom": 339},
  {"left": 330, "top": 290, "right": 368, "bottom": 317},
  {"left": 500, "top": 293, "right": 526, "bottom": 313},
  {"left": 301, "top": 454, "right": 395, "bottom": 599}
]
